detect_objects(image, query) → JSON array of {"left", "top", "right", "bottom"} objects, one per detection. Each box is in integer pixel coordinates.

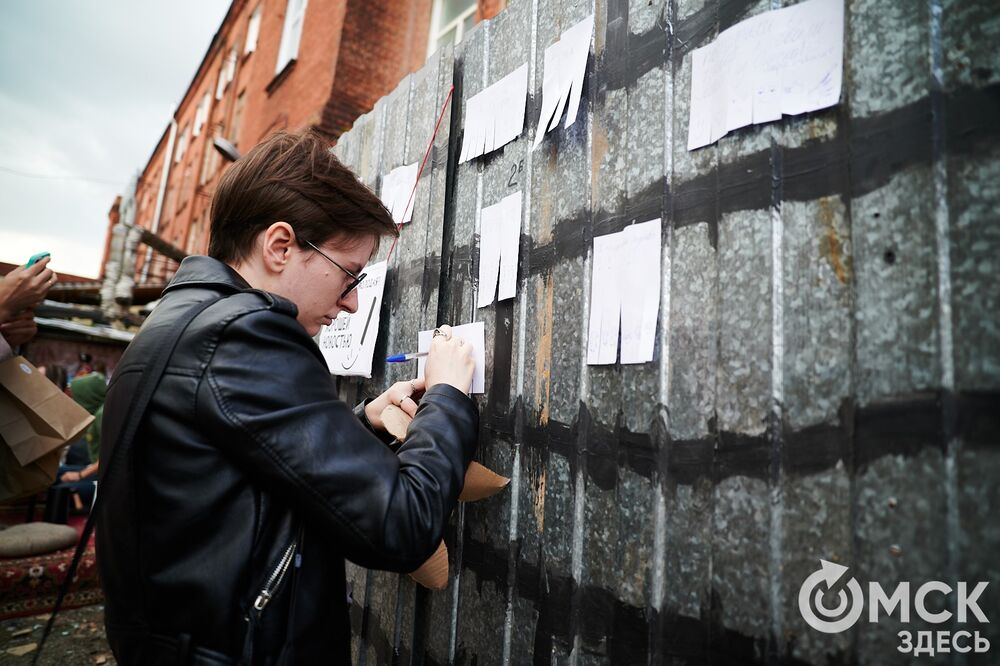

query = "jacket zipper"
[{"left": 252, "top": 539, "right": 297, "bottom": 612}]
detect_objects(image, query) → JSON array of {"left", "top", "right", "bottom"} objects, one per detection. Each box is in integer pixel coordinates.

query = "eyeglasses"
[{"left": 303, "top": 240, "right": 367, "bottom": 300}]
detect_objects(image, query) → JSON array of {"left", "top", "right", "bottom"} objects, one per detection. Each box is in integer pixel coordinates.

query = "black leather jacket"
[{"left": 96, "top": 256, "right": 479, "bottom": 664}]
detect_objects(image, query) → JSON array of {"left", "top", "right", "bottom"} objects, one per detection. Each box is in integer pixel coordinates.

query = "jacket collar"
[{"left": 162, "top": 255, "right": 253, "bottom": 295}]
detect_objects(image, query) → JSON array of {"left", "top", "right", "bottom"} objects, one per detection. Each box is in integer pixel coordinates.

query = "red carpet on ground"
[{"left": 0, "top": 508, "right": 104, "bottom": 621}]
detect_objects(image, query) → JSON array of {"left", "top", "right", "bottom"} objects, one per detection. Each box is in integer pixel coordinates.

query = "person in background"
[
  {"left": 75, "top": 352, "right": 94, "bottom": 378},
  {"left": 57, "top": 371, "right": 107, "bottom": 509},
  {"left": 39, "top": 364, "right": 70, "bottom": 394}
]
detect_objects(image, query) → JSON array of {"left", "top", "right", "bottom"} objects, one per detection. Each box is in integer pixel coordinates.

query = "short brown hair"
[{"left": 208, "top": 129, "right": 397, "bottom": 263}]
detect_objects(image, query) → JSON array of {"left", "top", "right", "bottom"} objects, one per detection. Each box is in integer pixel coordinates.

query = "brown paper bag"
[{"left": 0, "top": 356, "right": 94, "bottom": 503}]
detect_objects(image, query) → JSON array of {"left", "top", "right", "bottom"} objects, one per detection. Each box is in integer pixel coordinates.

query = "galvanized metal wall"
[{"left": 331, "top": 0, "right": 999, "bottom": 663}]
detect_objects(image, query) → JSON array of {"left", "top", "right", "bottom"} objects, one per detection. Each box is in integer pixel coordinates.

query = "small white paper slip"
[
  {"left": 586, "top": 220, "right": 662, "bottom": 365},
  {"left": 618, "top": 221, "right": 661, "bottom": 364},
  {"left": 586, "top": 231, "right": 624, "bottom": 365},
  {"left": 318, "top": 261, "right": 388, "bottom": 378},
  {"left": 533, "top": 14, "right": 594, "bottom": 149},
  {"left": 476, "top": 202, "right": 502, "bottom": 308},
  {"left": 460, "top": 63, "right": 529, "bottom": 164},
  {"left": 416, "top": 321, "right": 486, "bottom": 394},
  {"left": 496, "top": 191, "right": 522, "bottom": 301},
  {"left": 477, "top": 191, "right": 522, "bottom": 308},
  {"left": 380, "top": 163, "right": 419, "bottom": 224}
]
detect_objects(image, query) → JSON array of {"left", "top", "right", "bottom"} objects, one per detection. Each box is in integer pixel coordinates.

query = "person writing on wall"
[{"left": 97, "top": 129, "right": 479, "bottom": 664}]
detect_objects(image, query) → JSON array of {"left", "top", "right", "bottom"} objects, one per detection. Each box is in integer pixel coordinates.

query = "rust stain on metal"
[
  {"left": 534, "top": 277, "right": 554, "bottom": 426},
  {"left": 818, "top": 196, "right": 849, "bottom": 285},
  {"left": 537, "top": 143, "right": 558, "bottom": 243},
  {"left": 533, "top": 467, "right": 546, "bottom": 531}
]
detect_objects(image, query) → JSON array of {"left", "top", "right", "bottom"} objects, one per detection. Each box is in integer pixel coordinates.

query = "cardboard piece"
[
  {"left": 0, "top": 357, "right": 94, "bottom": 503},
  {"left": 459, "top": 462, "right": 511, "bottom": 502},
  {"left": 409, "top": 540, "right": 449, "bottom": 590}
]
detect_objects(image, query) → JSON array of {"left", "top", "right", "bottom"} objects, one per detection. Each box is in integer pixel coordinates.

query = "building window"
[
  {"left": 178, "top": 163, "right": 193, "bottom": 211},
  {"left": 230, "top": 92, "right": 246, "bottom": 147},
  {"left": 174, "top": 125, "right": 189, "bottom": 163},
  {"left": 200, "top": 124, "right": 221, "bottom": 186},
  {"left": 275, "top": 0, "right": 308, "bottom": 74},
  {"left": 245, "top": 5, "right": 262, "bottom": 54},
  {"left": 215, "top": 61, "right": 226, "bottom": 100},
  {"left": 428, "top": 0, "right": 477, "bottom": 57},
  {"left": 225, "top": 47, "right": 237, "bottom": 84},
  {"left": 193, "top": 92, "right": 211, "bottom": 137},
  {"left": 215, "top": 47, "right": 238, "bottom": 100}
]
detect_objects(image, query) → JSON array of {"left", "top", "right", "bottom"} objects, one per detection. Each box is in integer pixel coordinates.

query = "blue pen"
[{"left": 385, "top": 351, "right": 429, "bottom": 363}]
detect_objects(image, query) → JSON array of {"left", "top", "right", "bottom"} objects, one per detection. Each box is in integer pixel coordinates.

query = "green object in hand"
[{"left": 25, "top": 252, "right": 50, "bottom": 268}]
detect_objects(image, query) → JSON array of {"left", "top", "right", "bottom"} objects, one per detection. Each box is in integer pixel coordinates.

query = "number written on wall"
[{"left": 507, "top": 159, "right": 525, "bottom": 188}]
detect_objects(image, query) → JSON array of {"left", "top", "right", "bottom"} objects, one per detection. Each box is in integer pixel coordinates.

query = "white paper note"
[
  {"left": 497, "top": 191, "right": 522, "bottom": 301},
  {"left": 686, "top": 0, "right": 843, "bottom": 150},
  {"left": 477, "top": 191, "right": 522, "bottom": 307},
  {"left": 460, "top": 63, "right": 529, "bottom": 163},
  {"left": 587, "top": 220, "right": 662, "bottom": 365},
  {"left": 533, "top": 14, "right": 594, "bottom": 148},
  {"left": 586, "top": 231, "right": 624, "bottom": 365},
  {"left": 477, "top": 201, "right": 502, "bottom": 308},
  {"left": 619, "top": 221, "right": 661, "bottom": 364},
  {"left": 319, "top": 261, "right": 388, "bottom": 378},
  {"left": 379, "top": 163, "right": 419, "bottom": 224},
  {"left": 416, "top": 321, "right": 487, "bottom": 394}
]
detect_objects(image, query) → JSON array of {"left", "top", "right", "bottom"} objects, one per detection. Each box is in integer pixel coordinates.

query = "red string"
[{"left": 385, "top": 84, "right": 455, "bottom": 263}]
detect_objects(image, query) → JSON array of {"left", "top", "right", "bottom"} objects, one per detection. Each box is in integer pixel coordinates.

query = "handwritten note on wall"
[
  {"left": 380, "top": 163, "right": 419, "bottom": 224},
  {"left": 587, "top": 220, "right": 661, "bottom": 365},
  {"left": 533, "top": 14, "right": 594, "bottom": 149},
  {"left": 687, "top": 0, "right": 844, "bottom": 150},
  {"left": 477, "top": 191, "right": 522, "bottom": 308},
  {"left": 460, "top": 64, "right": 529, "bottom": 163},
  {"left": 416, "top": 321, "right": 487, "bottom": 394},
  {"left": 319, "top": 261, "right": 388, "bottom": 378}
]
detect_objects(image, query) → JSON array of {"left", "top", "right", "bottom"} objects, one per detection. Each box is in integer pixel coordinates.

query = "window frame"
[
  {"left": 275, "top": 0, "right": 308, "bottom": 75},
  {"left": 193, "top": 92, "right": 210, "bottom": 137},
  {"left": 245, "top": 4, "right": 262, "bottom": 55},
  {"left": 174, "top": 124, "right": 189, "bottom": 164},
  {"left": 427, "top": 0, "right": 478, "bottom": 59}
]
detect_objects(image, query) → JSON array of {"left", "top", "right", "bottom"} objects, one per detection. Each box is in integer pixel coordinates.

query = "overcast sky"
[{"left": 0, "top": 1, "right": 231, "bottom": 278}]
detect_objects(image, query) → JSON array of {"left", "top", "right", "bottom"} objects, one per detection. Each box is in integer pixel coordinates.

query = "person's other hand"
[
  {"left": 365, "top": 378, "right": 426, "bottom": 431},
  {"left": 0, "top": 309, "right": 38, "bottom": 347},
  {"left": 0, "top": 258, "right": 56, "bottom": 322},
  {"left": 61, "top": 470, "right": 82, "bottom": 483},
  {"left": 423, "top": 324, "right": 474, "bottom": 394}
]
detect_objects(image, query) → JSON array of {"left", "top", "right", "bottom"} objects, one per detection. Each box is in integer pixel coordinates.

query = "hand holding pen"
[{"left": 386, "top": 324, "right": 474, "bottom": 394}]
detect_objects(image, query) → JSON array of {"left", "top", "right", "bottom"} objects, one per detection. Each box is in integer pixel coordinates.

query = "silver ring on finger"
[{"left": 433, "top": 328, "right": 444, "bottom": 338}]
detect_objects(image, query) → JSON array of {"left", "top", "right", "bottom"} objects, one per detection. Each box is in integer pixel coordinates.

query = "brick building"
[{"left": 111, "top": 0, "right": 505, "bottom": 289}]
